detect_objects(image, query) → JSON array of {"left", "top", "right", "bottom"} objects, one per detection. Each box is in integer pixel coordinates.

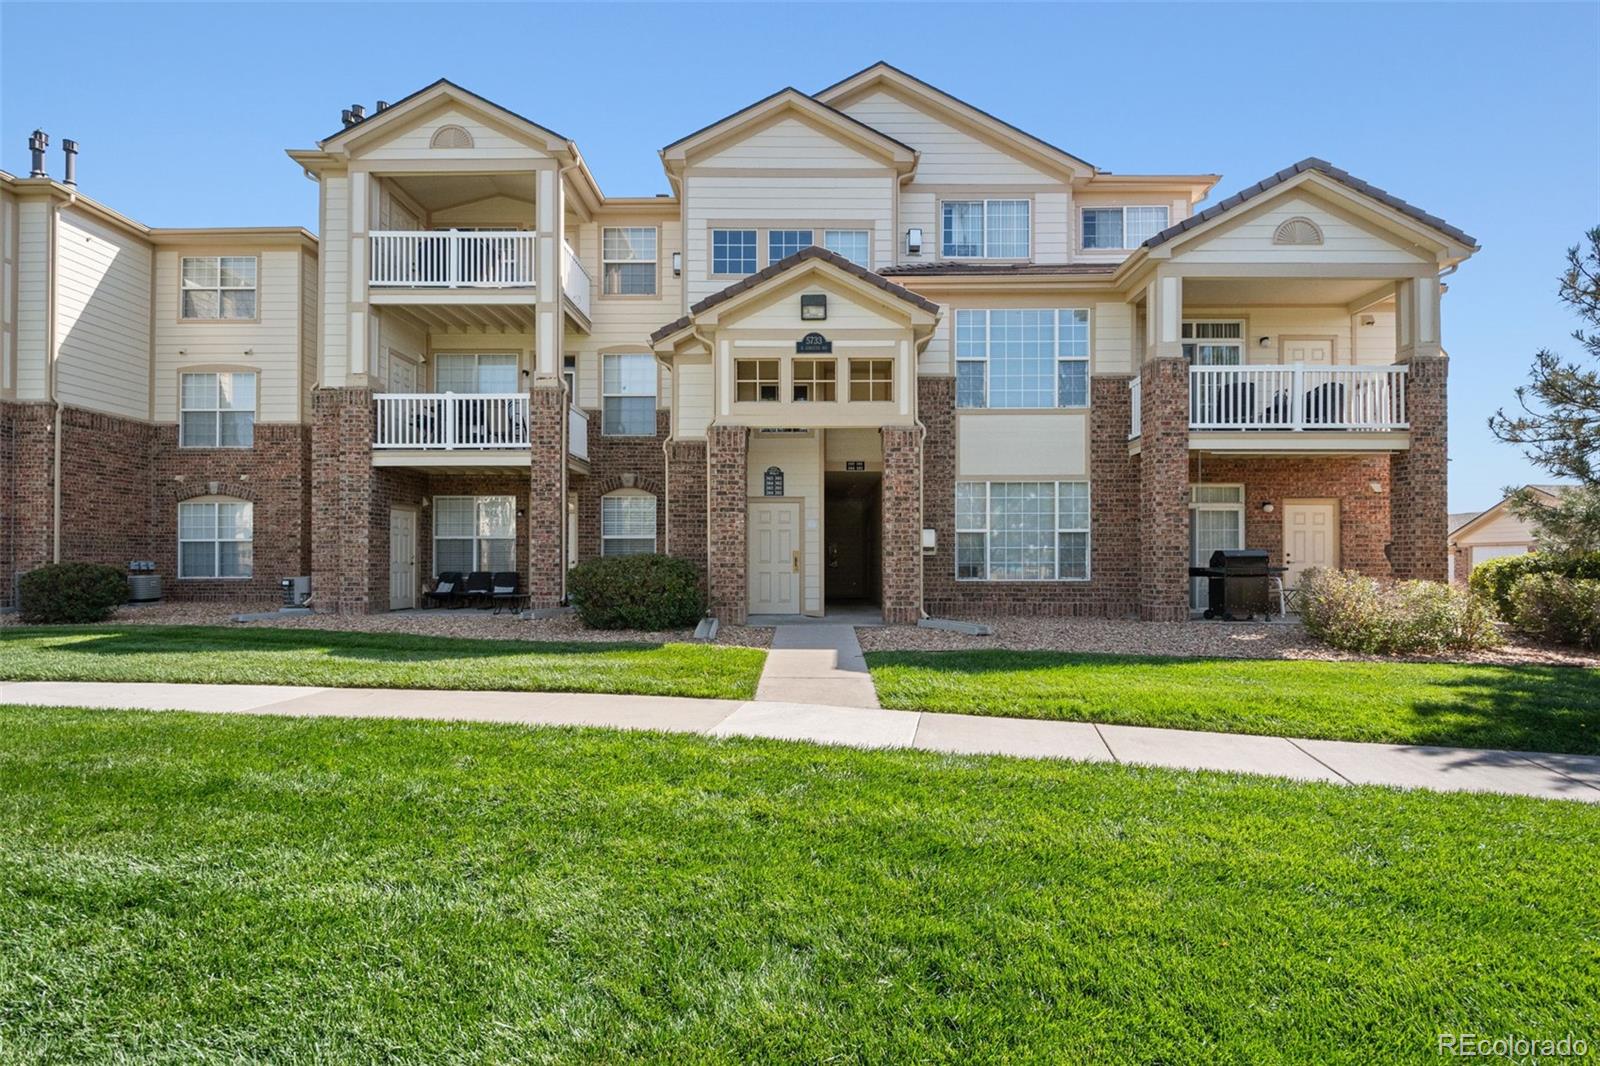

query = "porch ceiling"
[
  {"left": 1183, "top": 277, "right": 1397, "bottom": 308},
  {"left": 383, "top": 303, "right": 535, "bottom": 335},
  {"left": 387, "top": 172, "right": 536, "bottom": 213}
]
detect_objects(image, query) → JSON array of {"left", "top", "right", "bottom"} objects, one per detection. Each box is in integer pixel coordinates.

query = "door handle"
[{"left": 792, "top": 549, "right": 800, "bottom": 573}]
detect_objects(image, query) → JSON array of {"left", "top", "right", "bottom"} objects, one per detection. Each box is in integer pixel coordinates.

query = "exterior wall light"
[
  {"left": 672, "top": 252, "right": 682, "bottom": 277},
  {"left": 1260, "top": 501, "right": 1275, "bottom": 513}
]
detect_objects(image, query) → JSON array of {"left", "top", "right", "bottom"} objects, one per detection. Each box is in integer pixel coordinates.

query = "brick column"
[
  {"left": 1090, "top": 376, "right": 1140, "bottom": 611},
  {"left": 706, "top": 424, "right": 748, "bottom": 624},
  {"left": 527, "top": 385, "right": 566, "bottom": 608},
  {"left": 666, "top": 439, "right": 708, "bottom": 578},
  {"left": 310, "top": 387, "right": 376, "bottom": 615},
  {"left": 2, "top": 403, "right": 57, "bottom": 604},
  {"left": 1389, "top": 354, "right": 1448, "bottom": 581},
  {"left": 880, "top": 424, "right": 924, "bottom": 624},
  {"left": 1138, "top": 358, "right": 1190, "bottom": 621}
]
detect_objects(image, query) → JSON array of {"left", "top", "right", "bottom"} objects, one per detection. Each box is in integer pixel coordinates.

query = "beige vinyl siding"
[
  {"left": 674, "top": 360, "right": 712, "bottom": 439},
  {"left": 1170, "top": 196, "right": 1433, "bottom": 265},
  {"left": 897, "top": 190, "right": 936, "bottom": 267},
  {"left": 1034, "top": 192, "right": 1070, "bottom": 264},
  {"left": 683, "top": 175, "right": 894, "bottom": 304},
  {"left": 730, "top": 278, "right": 903, "bottom": 332},
  {"left": 14, "top": 198, "right": 51, "bottom": 400},
  {"left": 1, "top": 188, "right": 18, "bottom": 396},
  {"left": 375, "top": 309, "right": 425, "bottom": 391},
  {"left": 1093, "top": 301, "right": 1133, "bottom": 374},
  {"left": 425, "top": 330, "right": 535, "bottom": 389},
  {"left": 1456, "top": 507, "right": 1537, "bottom": 549},
  {"left": 957, "top": 412, "right": 1088, "bottom": 479},
  {"left": 357, "top": 108, "right": 550, "bottom": 162},
  {"left": 746, "top": 431, "right": 822, "bottom": 614},
  {"left": 1181, "top": 305, "right": 1400, "bottom": 366},
  {"left": 431, "top": 195, "right": 537, "bottom": 228},
  {"left": 566, "top": 216, "right": 680, "bottom": 412},
  {"left": 698, "top": 117, "right": 881, "bottom": 169},
  {"left": 824, "top": 428, "right": 882, "bottom": 471},
  {"left": 918, "top": 300, "right": 952, "bottom": 375},
  {"left": 300, "top": 250, "right": 318, "bottom": 401},
  {"left": 375, "top": 182, "right": 421, "bottom": 231},
  {"left": 836, "top": 88, "right": 1053, "bottom": 185},
  {"left": 320, "top": 174, "right": 349, "bottom": 385},
  {"left": 154, "top": 248, "right": 304, "bottom": 423},
  {"left": 53, "top": 208, "right": 153, "bottom": 419}
]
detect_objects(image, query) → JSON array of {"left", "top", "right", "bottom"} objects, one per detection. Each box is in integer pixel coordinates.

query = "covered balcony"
[
  {"left": 373, "top": 393, "right": 588, "bottom": 462},
  {"left": 1131, "top": 363, "right": 1408, "bottom": 439}
]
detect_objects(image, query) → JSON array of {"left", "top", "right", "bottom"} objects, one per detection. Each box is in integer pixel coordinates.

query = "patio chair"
[
  {"left": 460, "top": 571, "right": 493, "bottom": 609},
  {"left": 426, "top": 572, "right": 464, "bottom": 608},
  {"left": 489, "top": 572, "right": 524, "bottom": 615}
]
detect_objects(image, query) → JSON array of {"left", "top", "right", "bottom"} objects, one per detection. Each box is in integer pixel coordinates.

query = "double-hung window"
[
  {"left": 181, "top": 255, "right": 257, "bottom": 319},
  {"left": 712, "top": 229, "right": 757, "bottom": 275},
  {"left": 180, "top": 371, "right": 256, "bottom": 447},
  {"left": 178, "top": 499, "right": 253, "bottom": 579},
  {"left": 433, "top": 496, "right": 515, "bottom": 574},
  {"left": 767, "top": 229, "right": 813, "bottom": 264},
  {"left": 601, "top": 227, "right": 657, "bottom": 295},
  {"left": 434, "top": 352, "right": 518, "bottom": 393},
  {"left": 955, "top": 309, "right": 1090, "bottom": 408},
  {"left": 602, "top": 352, "right": 657, "bottom": 436},
  {"left": 822, "top": 229, "right": 870, "bottom": 268},
  {"left": 1081, "top": 206, "right": 1170, "bottom": 250},
  {"left": 955, "top": 481, "right": 1090, "bottom": 581},
  {"left": 601, "top": 492, "right": 657, "bottom": 556},
  {"left": 1181, "top": 320, "right": 1245, "bottom": 365},
  {"left": 942, "top": 199, "right": 1030, "bottom": 258}
]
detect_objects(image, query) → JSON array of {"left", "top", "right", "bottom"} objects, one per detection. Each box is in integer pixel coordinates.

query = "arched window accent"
[
  {"left": 430, "top": 124, "right": 474, "bottom": 150},
  {"left": 1272, "top": 217, "right": 1324, "bottom": 246},
  {"left": 600, "top": 489, "right": 657, "bottom": 556}
]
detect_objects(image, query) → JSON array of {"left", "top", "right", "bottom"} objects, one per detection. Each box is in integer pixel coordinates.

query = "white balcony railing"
[
  {"left": 568, "top": 406, "right": 589, "bottom": 461},
  {"left": 1128, "top": 375, "right": 1142, "bottom": 440},
  {"left": 560, "top": 240, "right": 592, "bottom": 319},
  {"left": 375, "top": 394, "right": 530, "bottom": 450},
  {"left": 1188, "top": 364, "right": 1408, "bottom": 431},
  {"left": 369, "top": 231, "right": 537, "bottom": 288}
]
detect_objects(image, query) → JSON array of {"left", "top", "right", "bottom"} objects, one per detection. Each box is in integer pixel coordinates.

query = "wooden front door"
[
  {"left": 1282, "top": 336, "right": 1333, "bottom": 366},
  {"left": 748, "top": 499, "right": 801, "bottom": 615},
  {"left": 1282, "top": 500, "right": 1338, "bottom": 587},
  {"left": 389, "top": 508, "right": 418, "bottom": 610}
]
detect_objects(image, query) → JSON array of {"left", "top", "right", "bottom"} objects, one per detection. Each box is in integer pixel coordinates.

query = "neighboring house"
[
  {"left": 0, "top": 64, "right": 1477, "bottom": 622},
  {"left": 1448, "top": 486, "right": 1567, "bottom": 585}
]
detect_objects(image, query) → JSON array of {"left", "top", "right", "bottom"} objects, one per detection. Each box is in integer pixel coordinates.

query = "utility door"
[
  {"left": 1282, "top": 500, "right": 1338, "bottom": 587},
  {"left": 748, "top": 499, "right": 801, "bottom": 615},
  {"left": 389, "top": 508, "right": 418, "bottom": 610}
]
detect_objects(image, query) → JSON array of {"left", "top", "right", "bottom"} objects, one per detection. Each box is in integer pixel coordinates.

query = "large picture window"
[
  {"left": 942, "top": 199, "right": 1030, "bottom": 258},
  {"left": 181, "top": 256, "right": 257, "bottom": 319},
  {"left": 955, "top": 309, "right": 1090, "bottom": 408},
  {"left": 1181, "top": 320, "right": 1245, "bottom": 365},
  {"left": 601, "top": 492, "right": 657, "bottom": 556},
  {"left": 1081, "top": 206, "right": 1170, "bottom": 250},
  {"left": 822, "top": 229, "right": 870, "bottom": 268},
  {"left": 433, "top": 496, "right": 515, "bottom": 575},
  {"left": 178, "top": 499, "right": 253, "bottom": 579},
  {"left": 433, "top": 352, "right": 518, "bottom": 393},
  {"left": 712, "top": 229, "right": 757, "bottom": 275},
  {"left": 601, "top": 227, "right": 657, "bottom": 295},
  {"left": 955, "top": 481, "right": 1090, "bottom": 581},
  {"left": 180, "top": 371, "right": 256, "bottom": 447},
  {"left": 602, "top": 352, "right": 657, "bottom": 436}
]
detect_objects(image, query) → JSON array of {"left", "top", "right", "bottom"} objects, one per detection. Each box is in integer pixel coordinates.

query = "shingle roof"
[
  {"left": 879, "top": 262, "right": 1117, "bottom": 278},
  {"left": 660, "top": 86, "right": 916, "bottom": 157},
  {"left": 319, "top": 78, "right": 568, "bottom": 146},
  {"left": 1140, "top": 157, "right": 1478, "bottom": 251},
  {"left": 650, "top": 246, "right": 940, "bottom": 344}
]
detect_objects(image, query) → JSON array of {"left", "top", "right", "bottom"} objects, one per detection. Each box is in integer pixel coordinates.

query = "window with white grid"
[
  {"left": 181, "top": 256, "right": 257, "bottom": 319},
  {"left": 822, "top": 229, "right": 870, "bottom": 268},
  {"left": 602, "top": 353, "right": 657, "bottom": 436},
  {"left": 178, "top": 499, "right": 253, "bottom": 579},
  {"left": 601, "top": 492, "right": 657, "bottom": 556},
  {"left": 180, "top": 372, "right": 256, "bottom": 447},
  {"left": 1081, "top": 206, "right": 1170, "bottom": 250},
  {"left": 767, "top": 229, "right": 813, "bottom": 264},
  {"left": 1124, "top": 206, "right": 1170, "bottom": 246},
  {"left": 433, "top": 352, "right": 518, "bottom": 393},
  {"left": 954, "top": 309, "right": 1091, "bottom": 409},
  {"left": 1182, "top": 320, "right": 1244, "bottom": 365},
  {"left": 433, "top": 496, "right": 515, "bottom": 575},
  {"left": 955, "top": 481, "right": 1090, "bottom": 581},
  {"left": 942, "top": 200, "right": 1030, "bottom": 258},
  {"left": 601, "top": 227, "right": 657, "bottom": 295},
  {"left": 712, "top": 229, "right": 757, "bottom": 275}
]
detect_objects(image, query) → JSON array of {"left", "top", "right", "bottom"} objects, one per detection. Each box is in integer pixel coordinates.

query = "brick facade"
[
  {"left": 1137, "top": 358, "right": 1191, "bottom": 620},
  {"left": 665, "top": 438, "right": 708, "bottom": 577},
  {"left": 527, "top": 386, "right": 567, "bottom": 608},
  {"left": 1389, "top": 355, "right": 1449, "bottom": 581},
  {"left": 706, "top": 423, "right": 749, "bottom": 624},
  {"left": 879, "top": 423, "right": 923, "bottom": 624},
  {"left": 310, "top": 386, "right": 378, "bottom": 614},
  {"left": 576, "top": 408, "right": 669, "bottom": 564}
]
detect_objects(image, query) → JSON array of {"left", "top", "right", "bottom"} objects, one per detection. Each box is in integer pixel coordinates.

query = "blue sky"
[{"left": 3, "top": 2, "right": 1596, "bottom": 512}]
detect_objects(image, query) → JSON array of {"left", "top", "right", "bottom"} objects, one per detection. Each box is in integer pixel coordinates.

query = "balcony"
[
  {"left": 560, "top": 239, "right": 592, "bottom": 321},
  {"left": 373, "top": 393, "right": 588, "bottom": 462},
  {"left": 369, "top": 231, "right": 537, "bottom": 289}
]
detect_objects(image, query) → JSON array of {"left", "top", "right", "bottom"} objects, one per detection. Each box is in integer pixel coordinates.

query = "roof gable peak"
[{"left": 660, "top": 86, "right": 916, "bottom": 170}]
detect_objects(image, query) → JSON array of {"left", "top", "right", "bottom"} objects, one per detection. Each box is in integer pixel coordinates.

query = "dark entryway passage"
[{"left": 824, "top": 470, "right": 881, "bottom": 608}]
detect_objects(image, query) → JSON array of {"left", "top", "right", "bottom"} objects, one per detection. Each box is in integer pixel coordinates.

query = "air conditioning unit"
[{"left": 280, "top": 576, "right": 311, "bottom": 608}]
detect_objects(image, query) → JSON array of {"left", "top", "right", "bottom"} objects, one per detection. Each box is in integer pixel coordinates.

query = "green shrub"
[
  {"left": 18, "top": 563, "right": 129, "bottom": 624},
  {"left": 1507, "top": 574, "right": 1600, "bottom": 650},
  {"left": 1470, "top": 551, "right": 1600, "bottom": 620},
  {"left": 1298, "top": 568, "right": 1501, "bottom": 654},
  {"left": 568, "top": 554, "right": 704, "bottom": 631}
]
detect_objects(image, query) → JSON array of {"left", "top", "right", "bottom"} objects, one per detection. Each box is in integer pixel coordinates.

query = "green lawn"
[
  {"left": 0, "top": 625, "right": 766, "bottom": 701},
  {"left": 867, "top": 650, "right": 1600, "bottom": 755},
  {"left": 0, "top": 707, "right": 1594, "bottom": 1063}
]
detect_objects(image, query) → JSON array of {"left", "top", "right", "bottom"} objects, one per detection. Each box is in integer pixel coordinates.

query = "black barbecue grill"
[{"left": 1189, "top": 549, "right": 1279, "bottom": 621}]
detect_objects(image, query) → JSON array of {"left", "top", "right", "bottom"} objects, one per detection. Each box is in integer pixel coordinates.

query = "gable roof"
[
  {"left": 813, "top": 61, "right": 1096, "bottom": 178},
  {"left": 660, "top": 87, "right": 917, "bottom": 168},
  {"left": 1141, "top": 157, "right": 1479, "bottom": 251},
  {"left": 1447, "top": 485, "right": 1569, "bottom": 541},
  {"left": 317, "top": 78, "right": 569, "bottom": 149},
  {"left": 650, "top": 245, "right": 940, "bottom": 345}
]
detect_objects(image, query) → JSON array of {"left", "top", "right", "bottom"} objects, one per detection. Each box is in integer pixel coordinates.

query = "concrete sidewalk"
[
  {"left": 6, "top": 680, "right": 1599, "bottom": 803},
  {"left": 753, "top": 624, "right": 880, "bottom": 708}
]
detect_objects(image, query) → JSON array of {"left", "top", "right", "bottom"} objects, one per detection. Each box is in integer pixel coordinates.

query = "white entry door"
[
  {"left": 748, "top": 499, "right": 801, "bottom": 615},
  {"left": 1283, "top": 337, "right": 1333, "bottom": 365},
  {"left": 1282, "top": 500, "right": 1338, "bottom": 587},
  {"left": 389, "top": 508, "right": 418, "bottom": 610}
]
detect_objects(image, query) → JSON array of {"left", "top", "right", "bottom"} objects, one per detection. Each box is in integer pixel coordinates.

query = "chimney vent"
[
  {"left": 350, "top": 103, "right": 366, "bottom": 121},
  {"left": 28, "top": 129, "right": 48, "bottom": 178},
  {"left": 376, "top": 100, "right": 390, "bottom": 112},
  {"left": 341, "top": 109, "right": 355, "bottom": 128},
  {"left": 62, "top": 140, "right": 78, "bottom": 186}
]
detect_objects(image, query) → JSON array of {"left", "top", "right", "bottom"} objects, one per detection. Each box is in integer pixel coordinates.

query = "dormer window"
[
  {"left": 1081, "top": 206, "right": 1170, "bottom": 250},
  {"left": 941, "top": 199, "right": 1030, "bottom": 258}
]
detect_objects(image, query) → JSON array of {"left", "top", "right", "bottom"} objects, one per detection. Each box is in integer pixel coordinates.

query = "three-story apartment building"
[{"left": 0, "top": 64, "right": 1476, "bottom": 623}]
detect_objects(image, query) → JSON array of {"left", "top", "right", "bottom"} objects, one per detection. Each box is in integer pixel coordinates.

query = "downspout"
[{"left": 555, "top": 154, "right": 586, "bottom": 605}]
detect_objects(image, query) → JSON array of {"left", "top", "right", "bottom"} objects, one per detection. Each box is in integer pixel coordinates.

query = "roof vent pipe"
[
  {"left": 62, "top": 140, "right": 78, "bottom": 186},
  {"left": 341, "top": 109, "right": 355, "bottom": 128},
  {"left": 28, "top": 129, "right": 48, "bottom": 178},
  {"left": 376, "top": 100, "right": 390, "bottom": 112},
  {"left": 350, "top": 103, "right": 365, "bottom": 121}
]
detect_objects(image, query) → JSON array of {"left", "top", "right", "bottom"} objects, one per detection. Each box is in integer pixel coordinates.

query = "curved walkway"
[{"left": 4, "top": 680, "right": 1597, "bottom": 803}]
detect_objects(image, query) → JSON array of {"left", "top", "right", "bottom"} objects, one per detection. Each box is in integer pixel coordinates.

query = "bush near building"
[
  {"left": 1298, "top": 568, "right": 1500, "bottom": 654},
  {"left": 17, "top": 563, "right": 128, "bottom": 624},
  {"left": 1507, "top": 574, "right": 1600, "bottom": 650},
  {"left": 568, "top": 554, "right": 705, "bottom": 631},
  {"left": 1469, "top": 551, "right": 1600, "bottom": 620}
]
